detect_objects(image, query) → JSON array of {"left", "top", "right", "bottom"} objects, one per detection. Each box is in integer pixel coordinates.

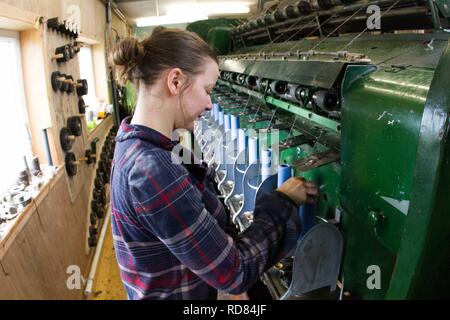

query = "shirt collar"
[
  {"left": 116, "top": 116, "right": 209, "bottom": 182},
  {"left": 116, "top": 116, "right": 176, "bottom": 151}
]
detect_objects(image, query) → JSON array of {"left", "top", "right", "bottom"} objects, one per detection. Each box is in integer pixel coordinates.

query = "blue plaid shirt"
[{"left": 110, "top": 117, "right": 301, "bottom": 299}]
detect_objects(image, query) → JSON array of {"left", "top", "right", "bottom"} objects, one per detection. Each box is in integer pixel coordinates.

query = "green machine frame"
[{"left": 190, "top": 0, "right": 450, "bottom": 299}]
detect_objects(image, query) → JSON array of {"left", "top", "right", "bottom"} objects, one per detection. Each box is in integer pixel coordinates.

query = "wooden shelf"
[
  {"left": 0, "top": 3, "right": 39, "bottom": 31},
  {"left": 0, "top": 166, "right": 64, "bottom": 261}
]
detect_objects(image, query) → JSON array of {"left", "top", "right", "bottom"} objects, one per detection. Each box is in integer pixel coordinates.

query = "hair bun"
[{"left": 111, "top": 37, "right": 145, "bottom": 67}]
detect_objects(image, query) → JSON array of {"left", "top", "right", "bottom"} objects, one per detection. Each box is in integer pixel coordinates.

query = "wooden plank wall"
[
  {"left": 0, "top": 0, "right": 106, "bottom": 43},
  {"left": 0, "top": 168, "right": 90, "bottom": 299},
  {"left": 44, "top": 23, "right": 91, "bottom": 202},
  {"left": 0, "top": 116, "right": 113, "bottom": 299},
  {"left": 0, "top": 0, "right": 127, "bottom": 299},
  {"left": 112, "top": 11, "right": 130, "bottom": 40}
]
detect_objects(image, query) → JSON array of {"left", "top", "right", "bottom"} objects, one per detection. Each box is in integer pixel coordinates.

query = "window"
[
  {"left": 79, "top": 45, "right": 101, "bottom": 131},
  {"left": 0, "top": 30, "right": 33, "bottom": 195}
]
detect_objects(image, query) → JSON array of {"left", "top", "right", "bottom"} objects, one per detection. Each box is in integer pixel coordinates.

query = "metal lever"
[
  {"left": 273, "top": 134, "right": 314, "bottom": 151},
  {"left": 291, "top": 150, "right": 340, "bottom": 171}
]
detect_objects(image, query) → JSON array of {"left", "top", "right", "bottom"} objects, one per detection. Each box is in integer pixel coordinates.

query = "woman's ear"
[{"left": 167, "top": 68, "right": 185, "bottom": 95}]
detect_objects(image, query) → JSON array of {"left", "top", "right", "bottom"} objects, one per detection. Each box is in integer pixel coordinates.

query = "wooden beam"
[{"left": 0, "top": 2, "right": 39, "bottom": 31}]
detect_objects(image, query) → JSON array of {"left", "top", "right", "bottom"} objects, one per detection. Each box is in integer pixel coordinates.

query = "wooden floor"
[
  {"left": 89, "top": 222, "right": 247, "bottom": 300},
  {"left": 89, "top": 223, "right": 127, "bottom": 300}
]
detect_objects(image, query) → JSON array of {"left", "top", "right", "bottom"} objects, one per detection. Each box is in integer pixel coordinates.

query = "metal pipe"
[
  {"left": 427, "top": 0, "right": 442, "bottom": 30},
  {"left": 41, "top": 128, "right": 53, "bottom": 166},
  {"left": 84, "top": 208, "right": 111, "bottom": 297},
  {"left": 109, "top": 0, "right": 128, "bottom": 25}
]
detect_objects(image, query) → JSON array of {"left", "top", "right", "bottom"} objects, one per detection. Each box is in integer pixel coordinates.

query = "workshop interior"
[{"left": 0, "top": 0, "right": 449, "bottom": 300}]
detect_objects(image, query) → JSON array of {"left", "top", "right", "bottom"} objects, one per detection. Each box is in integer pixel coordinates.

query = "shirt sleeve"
[{"left": 128, "top": 149, "right": 301, "bottom": 294}]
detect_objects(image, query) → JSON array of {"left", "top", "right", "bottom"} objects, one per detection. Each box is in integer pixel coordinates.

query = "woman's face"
[{"left": 178, "top": 58, "right": 219, "bottom": 131}]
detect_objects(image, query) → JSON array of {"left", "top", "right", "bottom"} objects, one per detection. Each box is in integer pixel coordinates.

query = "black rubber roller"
[
  {"left": 66, "top": 75, "right": 75, "bottom": 94},
  {"left": 76, "top": 79, "right": 88, "bottom": 96},
  {"left": 270, "top": 81, "right": 288, "bottom": 95},
  {"left": 60, "top": 127, "right": 76, "bottom": 151},
  {"left": 53, "top": 45, "right": 71, "bottom": 63},
  {"left": 312, "top": 90, "right": 340, "bottom": 112},
  {"left": 65, "top": 152, "right": 77, "bottom": 176},
  {"left": 90, "top": 213, "right": 97, "bottom": 226},
  {"left": 273, "top": 8, "right": 288, "bottom": 22},
  {"left": 51, "top": 71, "right": 71, "bottom": 92},
  {"left": 88, "top": 236, "right": 98, "bottom": 247},
  {"left": 78, "top": 98, "right": 86, "bottom": 114},
  {"left": 96, "top": 206, "right": 106, "bottom": 219},
  {"left": 47, "top": 17, "right": 62, "bottom": 30},
  {"left": 85, "top": 149, "right": 96, "bottom": 164},
  {"left": 285, "top": 4, "right": 301, "bottom": 18},
  {"left": 89, "top": 226, "right": 98, "bottom": 237},
  {"left": 67, "top": 116, "right": 82, "bottom": 136}
]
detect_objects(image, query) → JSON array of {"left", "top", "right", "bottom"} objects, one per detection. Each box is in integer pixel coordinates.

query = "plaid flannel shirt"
[{"left": 110, "top": 117, "right": 301, "bottom": 299}]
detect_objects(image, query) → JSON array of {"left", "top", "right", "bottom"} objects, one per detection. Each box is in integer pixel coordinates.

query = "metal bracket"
[
  {"left": 292, "top": 150, "right": 340, "bottom": 172},
  {"left": 247, "top": 116, "right": 272, "bottom": 123},
  {"left": 274, "top": 134, "right": 314, "bottom": 151},
  {"left": 386, "top": 64, "right": 411, "bottom": 73}
]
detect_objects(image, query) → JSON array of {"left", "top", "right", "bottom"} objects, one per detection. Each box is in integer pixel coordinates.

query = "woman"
[{"left": 110, "top": 28, "right": 318, "bottom": 300}]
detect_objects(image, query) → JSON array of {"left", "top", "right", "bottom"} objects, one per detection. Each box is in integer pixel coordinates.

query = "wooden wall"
[
  {"left": 0, "top": 168, "right": 91, "bottom": 299},
  {"left": 0, "top": 115, "right": 114, "bottom": 299},
  {"left": 0, "top": 0, "right": 127, "bottom": 299},
  {"left": 0, "top": 0, "right": 106, "bottom": 43},
  {"left": 112, "top": 10, "right": 130, "bottom": 40}
]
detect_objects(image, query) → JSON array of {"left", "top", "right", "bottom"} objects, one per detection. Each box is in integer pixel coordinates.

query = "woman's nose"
[{"left": 206, "top": 98, "right": 213, "bottom": 110}]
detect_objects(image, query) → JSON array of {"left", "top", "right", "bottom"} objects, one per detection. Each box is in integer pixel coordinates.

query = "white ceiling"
[{"left": 115, "top": 0, "right": 258, "bottom": 21}]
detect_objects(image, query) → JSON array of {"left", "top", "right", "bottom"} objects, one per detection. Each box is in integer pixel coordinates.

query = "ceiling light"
[
  {"left": 136, "top": 13, "right": 208, "bottom": 27},
  {"left": 166, "top": 2, "right": 251, "bottom": 16},
  {"left": 136, "top": 1, "right": 251, "bottom": 27}
]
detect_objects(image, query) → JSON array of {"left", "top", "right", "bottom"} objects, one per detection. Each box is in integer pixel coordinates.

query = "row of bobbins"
[{"left": 88, "top": 127, "right": 117, "bottom": 247}]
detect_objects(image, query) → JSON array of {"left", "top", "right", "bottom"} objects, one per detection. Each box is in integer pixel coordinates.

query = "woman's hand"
[{"left": 276, "top": 177, "right": 319, "bottom": 206}]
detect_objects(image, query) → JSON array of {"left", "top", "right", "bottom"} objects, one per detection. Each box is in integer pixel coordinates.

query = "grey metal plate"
[
  {"left": 219, "top": 59, "right": 346, "bottom": 89},
  {"left": 281, "top": 222, "right": 343, "bottom": 299}
]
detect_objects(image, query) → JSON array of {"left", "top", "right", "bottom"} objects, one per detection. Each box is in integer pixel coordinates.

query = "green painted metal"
[
  {"left": 386, "top": 41, "right": 450, "bottom": 300},
  {"left": 218, "top": 80, "right": 341, "bottom": 133},
  {"left": 340, "top": 62, "right": 435, "bottom": 298},
  {"left": 215, "top": 94, "right": 341, "bottom": 226},
  {"left": 233, "top": 33, "right": 449, "bottom": 69},
  {"left": 207, "top": 27, "right": 232, "bottom": 55},
  {"left": 187, "top": 18, "right": 238, "bottom": 41},
  {"left": 220, "top": 59, "right": 347, "bottom": 89},
  {"left": 211, "top": 30, "right": 450, "bottom": 299},
  {"left": 341, "top": 64, "right": 433, "bottom": 251},
  {"left": 265, "top": 96, "right": 341, "bottom": 133},
  {"left": 293, "top": 143, "right": 341, "bottom": 223},
  {"left": 435, "top": 0, "right": 450, "bottom": 18},
  {"left": 135, "top": 23, "right": 189, "bottom": 40}
]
